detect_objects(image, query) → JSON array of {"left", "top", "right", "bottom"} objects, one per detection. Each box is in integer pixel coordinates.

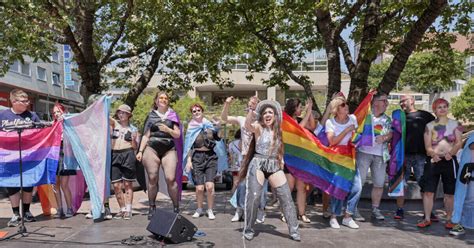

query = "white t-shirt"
[
  {"left": 325, "top": 114, "right": 358, "bottom": 146},
  {"left": 313, "top": 123, "right": 323, "bottom": 136}
]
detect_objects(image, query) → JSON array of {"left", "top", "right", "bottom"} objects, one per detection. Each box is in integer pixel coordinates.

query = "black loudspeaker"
[{"left": 147, "top": 209, "right": 197, "bottom": 244}]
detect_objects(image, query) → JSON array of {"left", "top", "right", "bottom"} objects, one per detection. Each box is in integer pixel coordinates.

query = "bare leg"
[
  {"left": 371, "top": 187, "right": 383, "bottom": 208},
  {"left": 295, "top": 180, "right": 307, "bottom": 216},
  {"left": 196, "top": 185, "right": 205, "bottom": 209},
  {"left": 124, "top": 180, "right": 134, "bottom": 210},
  {"left": 205, "top": 182, "right": 215, "bottom": 210},
  {"left": 423, "top": 192, "right": 434, "bottom": 221},
  {"left": 60, "top": 176, "right": 73, "bottom": 209},
  {"left": 444, "top": 194, "right": 454, "bottom": 221},
  {"left": 113, "top": 181, "right": 125, "bottom": 210}
]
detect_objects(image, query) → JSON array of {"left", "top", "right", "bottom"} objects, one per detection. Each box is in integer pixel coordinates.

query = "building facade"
[{"left": 0, "top": 45, "right": 84, "bottom": 120}]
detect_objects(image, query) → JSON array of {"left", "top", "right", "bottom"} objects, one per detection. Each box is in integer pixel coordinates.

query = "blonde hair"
[
  {"left": 329, "top": 97, "right": 346, "bottom": 116},
  {"left": 10, "top": 89, "right": 28, "bottom": 101}
]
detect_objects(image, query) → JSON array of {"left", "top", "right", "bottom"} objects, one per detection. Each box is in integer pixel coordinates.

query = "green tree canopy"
[
  {"left": 368, "top": 51, "right": 466, "bottom": 93},
  {"left": 452, "top": 78, "right": 474, "bottom": 122}
]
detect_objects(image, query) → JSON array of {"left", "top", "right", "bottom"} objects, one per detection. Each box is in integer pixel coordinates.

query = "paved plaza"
[{"left": 0, "top": 187, "right": 472, "bottom": 248}]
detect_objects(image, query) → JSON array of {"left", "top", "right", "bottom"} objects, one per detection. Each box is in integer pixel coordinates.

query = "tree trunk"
[
  {"left": 347, "top": 0, "right": 381, "bottom": 112},
  {"left": 377, "top": 0, "right": 448, "bottom": 94},
  {"left": 315, "top": 9, "right": 342, "bottom": 108}
]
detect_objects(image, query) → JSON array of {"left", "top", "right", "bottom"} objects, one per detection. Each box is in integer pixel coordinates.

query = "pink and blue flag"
[
  {"left": 0, "top": 122, "right": 63, "bottom": 187},
  {"left": 63, "top": 96, "right": 111, "bottom": 220}
]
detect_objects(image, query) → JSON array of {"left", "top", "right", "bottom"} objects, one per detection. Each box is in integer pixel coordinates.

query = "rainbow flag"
[
  {"left": 388, "top": 109, "right": 406, "bottom": 197},
  {"left": 0, "top": 122, "right": 63, "bottom": 187},
  {"left": 282, "top": 113, "right": 356, "bottom": 200},
  {"left": 352, "top": 91, "right": 376, "bottom": 146}
]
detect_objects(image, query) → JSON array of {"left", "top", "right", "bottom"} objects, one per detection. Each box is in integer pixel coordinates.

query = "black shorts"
[
  {"left": 420, "top": 156, "right": 459, "bottom": 195},
  {"left": 7, "top": 187, "right": 33, "bottom": 196},
  {"left": 111, "top": 148, "right": 137, "bottom": 183},
  {"left": 191, "top": 150, "right": 217, "bottom": 186},
  {"left": 56, "top": 150, "right": 78, "bottom": 176}
]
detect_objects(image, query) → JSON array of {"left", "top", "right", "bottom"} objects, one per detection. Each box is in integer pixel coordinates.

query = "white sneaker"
[
  {"left": 329, "top": 218, "right": 340, "bottom": 229},
  {"left": 207, "top": 209, "right": 216, "bottom": 220},
  {"left": 256, "top": 208, "right": 265, "bottom": 223},
  {"left": 192, "top": 208, "right": 203, "bottom": 218},
  {"left": 231, "top": 209, "right": 242, "bottom": 222},
  {"left": 342, "top": 217, "right": 359, "bottom": 229},
  {"left": 85, "top": 212, "right": 93, "bottom": 219},
  {"left": 372, "top": 208, "right": 385, "bottom": 220}
]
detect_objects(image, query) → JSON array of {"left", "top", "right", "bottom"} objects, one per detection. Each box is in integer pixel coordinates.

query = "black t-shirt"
[{"left": 405, "top": 110, "right": 435, "bottom": 155}]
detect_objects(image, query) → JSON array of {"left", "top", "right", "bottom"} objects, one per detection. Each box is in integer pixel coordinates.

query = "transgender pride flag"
[
  {"left": 0, "top": 122, "right": 63, "bottom": 187},
  {"left": 63, "top": 96, "right": 111, "bottom": 220}
]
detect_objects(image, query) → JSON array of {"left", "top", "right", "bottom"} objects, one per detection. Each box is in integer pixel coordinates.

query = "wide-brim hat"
[
  {"left": 116, "top": 104, "right": 132, "bottom": 115},
  {"left": 256, "top": 100, "right": 282, "bottom": 122}
]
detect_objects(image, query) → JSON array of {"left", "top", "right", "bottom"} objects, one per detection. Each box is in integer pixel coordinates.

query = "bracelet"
[{"left": 139, "top": 150, "right": 144, "bottom": 153}]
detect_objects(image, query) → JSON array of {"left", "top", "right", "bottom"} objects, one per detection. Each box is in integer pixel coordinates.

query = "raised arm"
[
  {"left": 221, "top": 96, "right": 241, "bottom": 125},
  {"left": 299, "top": 99, "right": 315, "bottom": 130}
]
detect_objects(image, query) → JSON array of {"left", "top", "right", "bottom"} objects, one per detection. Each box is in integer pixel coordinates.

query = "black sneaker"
[
  {"left": 7, "top": 215, "right": 21, "bottom": 227},
  {"left": 23, "top": 211, "right": 36, "bottom": 222},
  {"left": 394, "top": 208, "right": 404, "bottom": 220}
]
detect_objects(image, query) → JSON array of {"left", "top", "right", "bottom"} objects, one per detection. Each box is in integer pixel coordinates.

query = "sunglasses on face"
[
  {"left": 15, "top": 99, "right": 30, "bottom": 104},
  {"left": 339, "top": 102, "right": 346, "bottom": 108},
  {"left": 192, "top": 109, "right": 202, "bottom": 113}
]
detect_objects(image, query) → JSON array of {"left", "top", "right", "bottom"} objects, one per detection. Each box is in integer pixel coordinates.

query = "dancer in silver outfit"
[{"left": 241, "top": 100, "right": 300, "bottom": 241}]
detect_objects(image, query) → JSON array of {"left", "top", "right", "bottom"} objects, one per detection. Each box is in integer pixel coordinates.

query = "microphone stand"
[{"left": 1, "top": 122, "right": 55, "bottom": 241}]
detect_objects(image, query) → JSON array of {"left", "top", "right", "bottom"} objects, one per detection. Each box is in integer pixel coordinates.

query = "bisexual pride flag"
[{"left": 0, "top": 122, "right": 63, "bottom": 187}]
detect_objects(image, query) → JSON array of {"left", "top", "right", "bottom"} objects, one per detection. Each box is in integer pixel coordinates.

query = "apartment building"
[{"left": 0, "top": 45, "right": 84, "bottom": 120}]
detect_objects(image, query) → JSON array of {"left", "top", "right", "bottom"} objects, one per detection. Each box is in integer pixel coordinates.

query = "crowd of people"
[{"left": 1, "top": 88, "right": 473, "bottom": 241}]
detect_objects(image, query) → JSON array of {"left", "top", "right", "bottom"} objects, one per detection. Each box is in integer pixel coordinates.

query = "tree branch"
[
  {"left": 378, "top": 0, "right": 448, "bottom": 94},
  {"left": 338, "top": 36, "right": 355, "bottom": 75},
  {"left": 99, "top": 0, "right": 134, "bottom": 67},
  {"left": 105, "top": 43, "right": 154, "bottom": 64},
  {"left": 334, "top": 0, "right": 366, "bottom": 36}
]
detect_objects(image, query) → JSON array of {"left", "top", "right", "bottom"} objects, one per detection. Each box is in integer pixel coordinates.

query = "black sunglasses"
[
  {"left": 339, "top": 102, "right": 346, "bottom": 108},
  {"left": 192, "top": 109, "right": 202, "bottom": 113}
]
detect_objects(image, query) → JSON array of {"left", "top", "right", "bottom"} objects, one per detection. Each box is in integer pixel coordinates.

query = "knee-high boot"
[
  {"left": 243, "top": 165, "right": 263, "bottom": 240},
  {"left": 275, "top": 182, "right": 300, "bottom": 241}
]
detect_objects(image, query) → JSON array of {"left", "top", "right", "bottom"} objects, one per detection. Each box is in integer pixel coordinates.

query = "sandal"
[
  {"left": 298, "top": 215, "right": 311, "bottom": 223},
  {"left": 416, "top": 219, "right": 432, "bottom": 228}
]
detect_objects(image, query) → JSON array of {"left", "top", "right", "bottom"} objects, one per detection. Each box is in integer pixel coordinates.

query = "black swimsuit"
[{"left": 144, "top": 111, "right": 177, "bottom": 157}]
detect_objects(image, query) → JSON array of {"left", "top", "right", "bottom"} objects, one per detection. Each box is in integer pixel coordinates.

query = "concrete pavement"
[{"left": 0, "top": 186, "right": 472, "bottom": 248}]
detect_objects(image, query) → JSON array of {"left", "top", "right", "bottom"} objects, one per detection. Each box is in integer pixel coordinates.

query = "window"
[
  {"left": 415, "top": 95, "right": 422, "bottom": 101},
  {"left": 9, "top": 61, "right": 20, "bottom": 72},
  {"left": 37, "top": 67, "right": 47, "bottom": 81},
  {"left": 52, "top": 72, "right": 61, "bottom": 86},
  {"left": 21, "top": 62, "right": 30, "bottom": 76},
  {"left": 51, "top": 52, "right": 60, "bottom": 62}
]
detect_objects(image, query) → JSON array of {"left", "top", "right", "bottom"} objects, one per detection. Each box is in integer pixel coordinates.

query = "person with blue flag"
[{"left": 183, "top": 103, "right": 227, "bottom": 220}]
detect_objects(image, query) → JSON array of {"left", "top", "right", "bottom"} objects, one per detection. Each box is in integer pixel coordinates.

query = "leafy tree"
[
  {"left": 368, "top": 51, "right": 466, "bottom": 93},
  {"left": 0, "top": 1, "right": 236, "bottom": 109},
  {"left": 452, "top": 78, "right": 474, "bottom": 122},
  {"left": 315, "top": 0, "right": 472, "bottom": 111}
]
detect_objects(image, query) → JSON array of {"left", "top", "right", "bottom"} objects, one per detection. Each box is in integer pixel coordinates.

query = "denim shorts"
[{"left": 356, "top": 152, "right": 387, "bottom": 188}]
